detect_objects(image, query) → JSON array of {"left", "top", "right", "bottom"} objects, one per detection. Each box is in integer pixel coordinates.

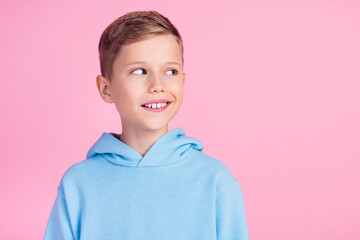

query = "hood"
[{"left": 86, "top": 127, "right": 204, "bottom": 167}]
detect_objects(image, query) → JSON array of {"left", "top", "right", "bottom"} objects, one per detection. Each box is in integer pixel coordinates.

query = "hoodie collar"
[{"left": 86, "top": 127, "right": 204, "bottom": 167}]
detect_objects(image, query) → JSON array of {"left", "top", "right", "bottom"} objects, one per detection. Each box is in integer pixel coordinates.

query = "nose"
[{"left": 148, "top": 72, "right": 165, "bottom": 93}]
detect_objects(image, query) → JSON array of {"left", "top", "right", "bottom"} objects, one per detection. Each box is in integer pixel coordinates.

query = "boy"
[{"left": 44, "top": 10, "right": 249, "bottom": 240}]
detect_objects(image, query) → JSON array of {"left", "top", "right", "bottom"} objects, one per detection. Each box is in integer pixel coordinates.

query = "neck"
[{"left": 119, "top": 123, "right": 169, "bottom": 157}]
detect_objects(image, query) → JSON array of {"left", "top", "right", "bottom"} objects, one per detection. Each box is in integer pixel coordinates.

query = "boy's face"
[{"left": 96, "top": 34, "right": 185, "bottom": 133}]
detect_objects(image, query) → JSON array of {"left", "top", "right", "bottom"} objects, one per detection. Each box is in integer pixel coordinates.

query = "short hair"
[{"left": 98, "top": 10, "right": 184, "bottom": 80}]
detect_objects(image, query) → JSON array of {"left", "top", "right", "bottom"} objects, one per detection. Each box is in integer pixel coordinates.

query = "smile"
[{"left": 141, "top": 102, "right": 171, "bottom": 112}]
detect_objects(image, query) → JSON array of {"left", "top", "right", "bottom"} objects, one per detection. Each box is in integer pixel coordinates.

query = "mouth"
[{"left": 141, "top": 101, "right": 172, "bottom": 112}]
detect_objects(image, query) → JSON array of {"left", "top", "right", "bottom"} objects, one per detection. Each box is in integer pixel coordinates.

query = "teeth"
[{"left": 144, "top": 102, "right": 168, "bottom": 109}]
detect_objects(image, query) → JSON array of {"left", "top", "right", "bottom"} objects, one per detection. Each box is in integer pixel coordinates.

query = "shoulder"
[
  {"left": 57, "top": 155, "right": 104, "bottom": 188},
  {"left": 189, "top": 150, "right": 239, "bottom": 195}
]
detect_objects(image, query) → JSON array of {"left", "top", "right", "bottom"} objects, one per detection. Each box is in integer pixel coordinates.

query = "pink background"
[{"left": 1, "top": 0, "right": 359, "bottom": 239}]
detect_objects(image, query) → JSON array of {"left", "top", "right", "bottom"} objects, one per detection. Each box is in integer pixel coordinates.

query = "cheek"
[
  {"left": 176, "top": 86, "right": 184, "bottom": 101},
  {"left": 112, "top": 88, "right": 137, "bottom": 111},
  {"left": 167, "top": 81, "right": 184, "bottom": 96}
]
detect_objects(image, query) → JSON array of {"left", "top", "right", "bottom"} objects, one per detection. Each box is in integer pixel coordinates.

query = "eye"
[
  {"left": 165, "top": 69, "right": 178, "bottom": 75},
  {"left": 131, "top": 68, "right": 147, "bottom": 75}
]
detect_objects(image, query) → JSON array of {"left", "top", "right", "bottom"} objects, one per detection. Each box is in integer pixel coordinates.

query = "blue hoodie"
[{"left": 44, "top": 127, "right": 249, "bottom": 240}]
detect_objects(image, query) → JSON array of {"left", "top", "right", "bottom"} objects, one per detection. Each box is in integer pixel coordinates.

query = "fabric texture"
[{"left": 44, "top": 127, "right": 249, "bottom": 240}]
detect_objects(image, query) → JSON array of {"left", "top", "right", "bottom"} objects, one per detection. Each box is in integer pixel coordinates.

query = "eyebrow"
[{"left": 125, "top": 61, "right": 181, "bottom": 67}]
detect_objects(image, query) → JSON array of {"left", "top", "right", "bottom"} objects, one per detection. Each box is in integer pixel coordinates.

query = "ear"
[
  {"left": 96, "top": 75, "right": 113, "bottom": 104},
  {"left": 182, "top": 72, "right": 186, "bottom": 86}
]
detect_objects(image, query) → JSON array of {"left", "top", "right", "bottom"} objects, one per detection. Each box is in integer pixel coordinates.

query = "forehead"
[{"left": 114, "top": 34, "right": 183, "bottom": 66}]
